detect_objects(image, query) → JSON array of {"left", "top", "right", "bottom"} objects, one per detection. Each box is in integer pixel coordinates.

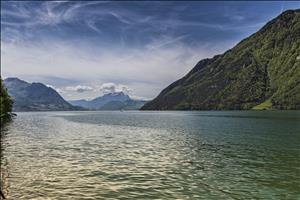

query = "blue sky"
[{"left": 1, "top": 1, "right": 299, "bottom": 100}]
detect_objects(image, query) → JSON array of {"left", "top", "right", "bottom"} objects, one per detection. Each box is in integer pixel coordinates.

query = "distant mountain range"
[
  {"left": 4, "top": 78, "right": 82, "bottom": 111},
  {"left": 69, "top": 92, "right": 147, "bottom": 110},
  {"left": 142, "top": 9, "right": 300, "bottom": 110},
  {"left": 3, "top": 77, "right": 146, "bottom": 111}
]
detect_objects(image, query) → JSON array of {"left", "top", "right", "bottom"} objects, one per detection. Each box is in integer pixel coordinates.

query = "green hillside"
[{"left": 142, "top": 9, "right": 300, "bottom": 110}]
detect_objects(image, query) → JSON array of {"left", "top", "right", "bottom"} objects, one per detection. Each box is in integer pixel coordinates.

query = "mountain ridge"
[{"left": 4, "top": 77, "right": 82, "bottom": 111}]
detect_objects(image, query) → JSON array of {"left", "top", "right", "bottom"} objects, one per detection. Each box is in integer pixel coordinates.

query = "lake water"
[{"left": 1, "top": 111, "right": 299, "bottom": 199}]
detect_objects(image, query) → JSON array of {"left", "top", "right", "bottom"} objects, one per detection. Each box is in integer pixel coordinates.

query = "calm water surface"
[{"left": 1, "top": 111, "right": 299, "bottom": 199}]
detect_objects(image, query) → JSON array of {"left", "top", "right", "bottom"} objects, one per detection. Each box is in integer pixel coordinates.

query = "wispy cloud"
[
  {"left": 1, "top": 1, "right": 106, "bottom": 29},
  {"left": 86, "top": 19, "right": 102, "bottom": 34},
  {"left": 146, "top": 34, "right": 190, "bottom": 50},
  {"left": 1, "top": 0, "right": 268, "bottom": 41},
  {"left": 46, "top": 84, "right": 63, "bottom": 93},
  {"left": 109, "top": 11, "right": 132, "bottom": 25},
  {"left": 65, "top": 85, "right": 93, "bottom": 93}
]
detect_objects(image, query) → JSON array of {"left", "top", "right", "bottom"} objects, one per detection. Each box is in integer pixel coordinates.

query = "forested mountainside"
[{"left": 142, "top": 9, "right": 300, "bottom": 110}]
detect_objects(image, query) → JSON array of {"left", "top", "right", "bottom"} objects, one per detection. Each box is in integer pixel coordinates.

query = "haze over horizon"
[{"left": 1, "top": 1, "right": 299, "bottom": 100}]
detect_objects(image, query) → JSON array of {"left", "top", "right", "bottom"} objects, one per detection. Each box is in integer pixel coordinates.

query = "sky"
[{"left": 1, "top": 1, "right": 299, "bottom": 100}]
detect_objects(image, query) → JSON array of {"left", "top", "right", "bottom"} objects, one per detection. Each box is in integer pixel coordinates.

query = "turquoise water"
[{"left": 1, "top": 111, "right": 299, "bottom": 199}]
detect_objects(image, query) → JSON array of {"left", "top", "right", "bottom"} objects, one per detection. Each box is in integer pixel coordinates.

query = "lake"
[{"left": 1, "top": 111, "right": 299, "bottom": 199}]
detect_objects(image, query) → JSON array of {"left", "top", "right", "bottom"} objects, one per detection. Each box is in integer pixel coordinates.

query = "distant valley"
[{"left": 69, "top": 92, "right": 147, "bottom": 110}]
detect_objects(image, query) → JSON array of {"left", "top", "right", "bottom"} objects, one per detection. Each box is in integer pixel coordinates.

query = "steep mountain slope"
[
  {"left": 4, "top": 78, "right": 80, "bottom": 111},
  {"left": 69, "top": 92, "right": 146, "bottom": 110},
  {"left": 142, "top": 9, "right": 300, "bottom": 110}
]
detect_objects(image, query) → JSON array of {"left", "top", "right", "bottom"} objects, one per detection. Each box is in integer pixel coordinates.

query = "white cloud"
[
  {"left": 46, "top": 84, "right": 63, "bottom": 93},
  {"left": 65, "top": 85, "right": 93, "bottom": 93},
  {"left": 99, "top": 82, "right": 132, "bottom": 94}
]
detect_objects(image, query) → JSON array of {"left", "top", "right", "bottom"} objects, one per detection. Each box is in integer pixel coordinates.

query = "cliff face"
[{"left": 142, "top": 9, "right": 300, "bottom": 110}]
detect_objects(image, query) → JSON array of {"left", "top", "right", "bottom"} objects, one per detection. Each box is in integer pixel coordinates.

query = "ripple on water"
[{"left": 1, "top": 111, "right": 300, "bottom": 199}]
